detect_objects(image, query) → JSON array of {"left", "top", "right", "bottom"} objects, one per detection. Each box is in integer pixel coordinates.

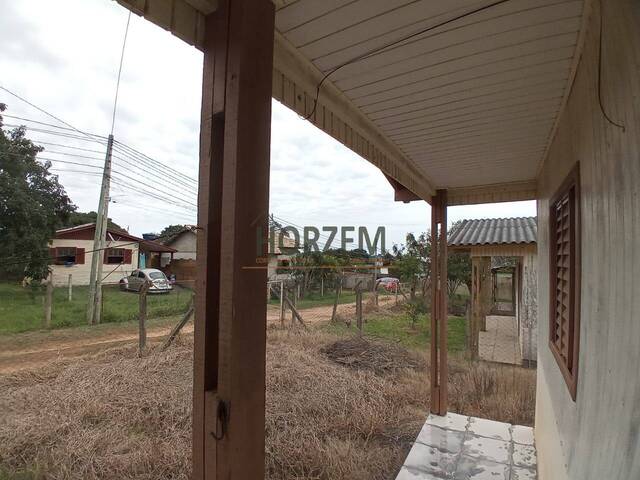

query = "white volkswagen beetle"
[{"left": 120, "top": 268, "right": 173, "bottom": 293}]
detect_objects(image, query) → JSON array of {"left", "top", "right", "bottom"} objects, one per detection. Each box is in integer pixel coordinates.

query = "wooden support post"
[
  {"left": 430, "top": 190, "right": 448, "bottom": 416},
  {"left": 193, "top": 1, "right": 274, "bottom": 478},
  {"left": 138, "top": 282, "right": 148, "bottom": 356},
  {"left": 470, "top": 256, "right": 492, "bottom": 359},
  {"left": 67, "top": 274, "right": 73, "bottom": 302},
  {"left": 44, "top": 272, "right": 53, "bottom": 328}
]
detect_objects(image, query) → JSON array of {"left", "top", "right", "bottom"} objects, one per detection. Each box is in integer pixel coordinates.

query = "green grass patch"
[
  {"left": 0, "top": 283, "right": 193, "bottom": 334},
  {"left": 325, "top": 311, "right": 467, "bottom": 351},
  {"left": 269, "top": 290, "right": 357, "bottom": 310}
]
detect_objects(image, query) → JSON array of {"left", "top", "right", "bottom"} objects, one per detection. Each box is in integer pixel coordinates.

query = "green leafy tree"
[
  {"left": 159, "top": 224, "right": 187, "bottom": 242},
  {"left": 0, "top": 104, "right": 76, "bottom": 280}
]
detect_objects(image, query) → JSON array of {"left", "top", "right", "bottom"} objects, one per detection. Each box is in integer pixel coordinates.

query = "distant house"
[
  {"left": 449, "top": 217, "right": 538, "bottom": 366},
  {"left": 159, "top": 225, "right": 297, "bottom": 282},
  {"left": 49, "top": 223, "right": 175, "bottom": 286},
  {"left": 160, "top": 226, "right": 198, "bottom": 267}
]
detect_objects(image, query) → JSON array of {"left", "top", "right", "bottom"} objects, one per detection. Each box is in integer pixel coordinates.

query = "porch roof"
[
  {"left": 449, "top": 216, "right": 537, "bottom": 247},
  {"left": 113, "top": 0, "right": 588, "bottom": 205}
]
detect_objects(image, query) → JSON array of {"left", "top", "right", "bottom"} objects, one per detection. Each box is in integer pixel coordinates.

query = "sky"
[{"left": 0, "top": 0, "right": 536, "bottom": 250}]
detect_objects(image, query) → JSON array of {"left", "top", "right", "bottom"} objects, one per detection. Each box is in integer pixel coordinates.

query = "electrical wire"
[
  {"left": 0, "top": 86, "right": 98, "bottom": 140},
  {"left": 597, "top": 0, "right": 625, "bottom": 131},
  {"left": 110, "top": 11, "right": 132, "bottom": 136},
  {"left": 302, "top": 0, "right": 515, "bottom": 120},
  {"left": 1, "top": 123, "right": 108, "bottom": 143}
]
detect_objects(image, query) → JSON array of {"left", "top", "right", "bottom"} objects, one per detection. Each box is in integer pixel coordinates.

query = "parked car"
[
  {"left": 376, "top": 276, "right": 400, "bottom": 291},
  {"left": 120, "top": 268, "right": 173, "bottom": 293}
]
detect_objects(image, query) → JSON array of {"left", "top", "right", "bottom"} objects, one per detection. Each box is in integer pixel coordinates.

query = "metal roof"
[{"left": 448, "top": 217, "right": 537, "bottom": 246}]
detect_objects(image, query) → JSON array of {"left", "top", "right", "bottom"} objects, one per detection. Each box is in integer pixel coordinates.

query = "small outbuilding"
[{"left": 449, "top": 217, "right": 537, "bottom": 366}]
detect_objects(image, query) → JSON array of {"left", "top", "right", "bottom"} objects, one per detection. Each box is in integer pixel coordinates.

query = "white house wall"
[
  {"left": 519, "top": 251, "right": 538, "bottom": 363},
  {"left": 535, "top": 1, "right": 640, "bottom": 478},
  {"left": 49, "top": 239, "right": 139, "bottom": 287}
]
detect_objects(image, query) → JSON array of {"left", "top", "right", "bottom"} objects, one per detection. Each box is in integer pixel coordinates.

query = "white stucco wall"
[
  {"left": 535, "top": 1, "right": 640, "bottom": 479},
  {"left": 49, "top": 238, "right": 139, "bottom": 287},
  {"left": 519, "top": 251, "right": 537, "bottom": 363},
  {"left": 162, "top": 231, "right": 197, "bottom": 267}
]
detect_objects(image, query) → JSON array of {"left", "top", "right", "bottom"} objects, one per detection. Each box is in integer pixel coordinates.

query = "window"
[
  {"left": 50, "top": 247, "right": 85, "bottom": 265},
  {"left": 549, "top": 164, "right": 581, "bottom": 400},
  {"left": 105, "top": 248, "right": 125, "bottom": 264},
  {"left": 55, "top": 247, "right": 77, "bottom": 265}
]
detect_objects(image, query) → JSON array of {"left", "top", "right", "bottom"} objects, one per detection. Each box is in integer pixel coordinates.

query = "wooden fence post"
[
  {"left": 279, "top": 281, "right": 285, "bottom": 327},
  {"left": 67, "top": 274, "right": 73, "bottom": 302},
  {"left": 395, "top": 282, "right": 399, "bottom": 305},
  {"left": 44, "top": 272, "right": 53, "bottom": 328},
  {"left": 356, "top": 286, "right": 363, "bottom": 335},
  {"left": 330, "top": 276, "right": 341, "bottom": 323},
  {"left": 138, "top": 282, "right": 149, "bottom": 356},
  {"left": 162, "top": 297, "right": 195, "bottom": 351}
]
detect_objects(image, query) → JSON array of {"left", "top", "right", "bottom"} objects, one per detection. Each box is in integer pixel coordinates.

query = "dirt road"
[
  {"left": 0, "top": 318, "right": 191, "bottom": 374},
  {"left": 0, "top": 295, "right": 402, "bottom": 374}
]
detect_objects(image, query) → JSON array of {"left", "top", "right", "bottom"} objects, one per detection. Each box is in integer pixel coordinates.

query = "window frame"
[
  {"left": 55, "top": 247, "right": 77, "bottom": 265},
  {"left": 105, "top": 248, "right": 126, "bottom": 265},
  {"left": 548, "top": 163, "right": 581, "bottom": 401}
]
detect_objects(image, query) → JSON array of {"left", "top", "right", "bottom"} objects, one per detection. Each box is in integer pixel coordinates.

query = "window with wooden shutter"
[{"left": 549, "top": 164, "right": 581, "bottom": 400}]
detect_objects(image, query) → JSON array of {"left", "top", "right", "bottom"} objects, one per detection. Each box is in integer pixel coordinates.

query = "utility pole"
[{"left": 87, "top": 134, "right": 114, "bottom": 324}]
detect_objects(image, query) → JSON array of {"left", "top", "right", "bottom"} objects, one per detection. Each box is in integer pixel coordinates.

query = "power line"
[
  {"left": 0, "top": 86, "right": 98, "bottom": 140},
  {"left": 112, "top": 139, "right": 197, "bottom": 183},
  {"left": 35, "top": 141, "right": 107, "bottom": 154},
  {"left": 2, "top": 123, "right": 108, "bottom": 143},
  {"left": 110, "top": 11, "right": 132, "bottom": 135},
  {"left": 302, "top": 0, "right": 515, "bottom": 120}
]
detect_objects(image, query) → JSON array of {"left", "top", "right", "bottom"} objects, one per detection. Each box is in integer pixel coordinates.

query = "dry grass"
[
  {"left": 0, "top": 331, "right": 428, "bottom": 480},
  {"left": 320, "top": 336, "right": 423, "bottom": 375},
  {"left": 0, "top": 329, "right": 535, "bottom": 480}
]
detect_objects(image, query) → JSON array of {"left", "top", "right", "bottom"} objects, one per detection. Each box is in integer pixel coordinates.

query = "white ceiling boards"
[{"left": 115, "top": 0, "right": 588, "bottom": 204}]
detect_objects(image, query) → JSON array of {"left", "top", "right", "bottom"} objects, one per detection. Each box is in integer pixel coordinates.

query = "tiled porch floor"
[
  {"left": 396, "top": 412, "right": 537, "bottom": 479},
  {"left": 479, "top": 315, "right": 522, "bottom": 365}
]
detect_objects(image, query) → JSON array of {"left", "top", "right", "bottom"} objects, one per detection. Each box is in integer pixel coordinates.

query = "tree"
[
  {"left": 447, "top": 221, "right": 472, "bottom": 297},
  {"left": 65, "top": 211, "right": 122, "bottom": 230},
  {"left": 0, "top": 104, "right": 76, "bottom": 280},
  {"left": 159, "top": 224, "right": 187, "bottom": 242}
]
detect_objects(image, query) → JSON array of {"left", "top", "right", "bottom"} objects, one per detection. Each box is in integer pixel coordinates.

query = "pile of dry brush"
[{"left": 0, "top": 330, "right": 535, "bottom": 480}]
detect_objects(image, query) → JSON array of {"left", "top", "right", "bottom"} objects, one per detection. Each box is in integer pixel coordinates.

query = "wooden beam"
[
  {"left": 193, "top": 1, "right": 274, "bottom": 479},
  {"left": 430, "top": 189, "right": 448, "bottom": 415},
  {"left": 383, "top": 173, "right": 422, "bottom": 203},
  {"left": 184, "top": 0, "right": 218, "bottom": 15},
  {"left": 447, "top": 180, "right": 537, "bottom": 206}
]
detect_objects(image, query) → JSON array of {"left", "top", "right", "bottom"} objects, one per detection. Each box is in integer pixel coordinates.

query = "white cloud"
[{"left": 0, "top": 0, "right": 535, "bottom": 248}]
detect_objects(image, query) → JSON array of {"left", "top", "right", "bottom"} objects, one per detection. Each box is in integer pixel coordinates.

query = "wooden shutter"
[
  {"left": 124, "top": 249, "right": 132, "bottom": 264},
  {"left": 49, "top": 247, "right": 57, "bottom": 264},
  {"left": 76, "top": 248, "right": 85, "bottom": 264},
  {"left": 549, "top": 164, "right": 580, "bottom": 401}
]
